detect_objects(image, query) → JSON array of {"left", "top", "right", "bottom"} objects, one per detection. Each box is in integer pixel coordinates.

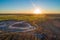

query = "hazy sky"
[{"left": 0, "top": 0, "right": 60, "bottom": 14}]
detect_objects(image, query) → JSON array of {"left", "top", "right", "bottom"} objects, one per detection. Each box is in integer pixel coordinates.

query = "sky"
[{"left": 0, "top": 0, "right": 60, "bottom": 14}]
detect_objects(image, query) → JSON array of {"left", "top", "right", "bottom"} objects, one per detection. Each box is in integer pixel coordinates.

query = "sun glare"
[{"left": 33, "top": 8, "right": 42, "bottom": 14}]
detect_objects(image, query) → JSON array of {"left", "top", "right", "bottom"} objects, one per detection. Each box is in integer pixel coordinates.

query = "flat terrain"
[{"left": 0, "top": 14, "right": 60, "bottom": 40}]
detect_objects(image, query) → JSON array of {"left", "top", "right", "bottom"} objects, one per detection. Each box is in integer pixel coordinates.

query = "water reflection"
[{"left": 0, "top": 20, "right": 36, "bottom": 32}]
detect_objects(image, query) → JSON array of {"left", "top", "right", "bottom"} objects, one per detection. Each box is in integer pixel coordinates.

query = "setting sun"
[{"left": 33, "top": 8, "right": 42, "bottom": 14}]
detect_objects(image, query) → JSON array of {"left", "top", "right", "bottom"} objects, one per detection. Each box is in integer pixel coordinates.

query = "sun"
[{"left": 33, "top": 8, "right": 42, "bottom": 14}]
